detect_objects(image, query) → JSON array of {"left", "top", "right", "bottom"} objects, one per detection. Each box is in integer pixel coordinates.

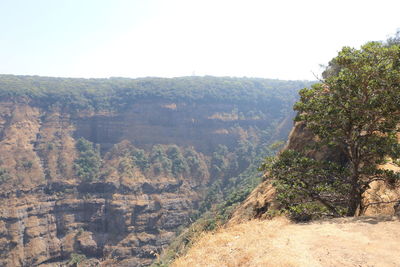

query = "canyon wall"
[
  {"left": 73, "top": 100, "right": 283, "bottom": 154},
  {"left": 0, "top": 98, "right": 293, "bottom": 266}
]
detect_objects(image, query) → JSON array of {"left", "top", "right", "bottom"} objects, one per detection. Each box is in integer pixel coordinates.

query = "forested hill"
[{"left": 0, "top": 74, "right": 313, "bottom": 111}]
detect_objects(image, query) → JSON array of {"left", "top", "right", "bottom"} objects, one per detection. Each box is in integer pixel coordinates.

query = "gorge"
[{"left": 0, "top": 75, "right": 311, "bottom": 266}]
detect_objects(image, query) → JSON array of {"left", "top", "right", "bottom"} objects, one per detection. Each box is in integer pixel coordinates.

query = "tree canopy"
[
  {"left": 0, "top": 75, "right": 312, "bottom": 112},
  {"left": 265, "top": 41, "right": 400, "bottom": 219}
]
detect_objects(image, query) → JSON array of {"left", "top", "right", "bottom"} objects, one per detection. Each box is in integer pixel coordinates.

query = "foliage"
[
  {"left": 152, "top": 133, "right": 285, "bottom": 266},
  {"left": 264, "top": 150, "right": 350, "bottom": 221},
  {"left": 0, "top": 167, "right": 11, "bottom": 184},
  {"left": 209, "top": 145, "right": 229, "bottom": 181},
  {"left": 150, "top": 145, "right": 173, "bottom": 176},
  {"left": 111, "top": 143, "right": 208, "bottom": 182},
  {"left": 198, "top": 134, "right": 284, "bottom": 221},
  {"left": 0, "top": 75, "right": 312, "bottom": 113},
  {"left": 67, "top": 253, "right": 86, "bottom": 266},
  {"left": 294, "top": 41, "right": 400, "bottom": 215},
  {"left": 74, "top": 138, "right": 101, "bottom": 182},
  {"left": 167, "top": 145, "right": 189, "bottom": 176},
  {"left": 183, "top": 147, "right": 209, "bottom": 181},
  {"left": 131, "top": 148, "right": 150, "bottom": 172}
]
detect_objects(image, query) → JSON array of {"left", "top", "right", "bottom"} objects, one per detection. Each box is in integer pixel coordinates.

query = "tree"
[
  {"left": 131, "top": 148, "right": 149, "bottom": 172},
  {"left": 166, "top": 145, "right": 189, "bottom": 176},
  {"left": 294, "top": 42, "right": 400, "bottom": 216},
  {"left": 210, "top": 145, "right": 229, "bottom": 180},
  {"left": 265, "top": 150, "right": 350, "bottom": 220},
  {"left": 74, "top": 138, "right": 102, "bottom": 182}
]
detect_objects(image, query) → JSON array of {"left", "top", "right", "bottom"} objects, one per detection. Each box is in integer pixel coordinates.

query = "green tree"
[
  {"left": 265, "top": 150, "right": 350, "bottom": 220},
  {"left": 294, "top": 42, "right": 400, "bottom": 216},
  {"left": 150, "top": 145, "right": 172, "bottom": 176},
  {"left": 131, "top": 148, "right": 149, "bottom": 172},
  {"left": 210, "top": 145, "right": 229, "bottom": 180},
  {"left": 166, "top": 145, "right": 189, "bottom": 176},
  {"left": 74, "top": 138, "right": 101, "bottom": 182},
  {"left": 184, "top": 147, "right": 208, "bottom": 180}
]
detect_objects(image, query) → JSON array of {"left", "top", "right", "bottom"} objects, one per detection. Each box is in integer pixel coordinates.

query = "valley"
[{"left": 0, "top": 75, "right": 310, "bottom": 266}]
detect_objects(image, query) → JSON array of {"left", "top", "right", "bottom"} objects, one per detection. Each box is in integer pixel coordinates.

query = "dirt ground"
[{"left": 172, "top": 216, "right": 400, "bottom": 267}]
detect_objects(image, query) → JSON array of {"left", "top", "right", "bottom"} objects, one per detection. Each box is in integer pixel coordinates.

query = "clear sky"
[{"left": 0, "top": 0, "right": 399, "bottom": 80}]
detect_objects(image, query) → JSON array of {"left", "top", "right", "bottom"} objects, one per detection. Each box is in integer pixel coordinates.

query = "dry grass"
[
  {"left": 172, "top": 217, "right": 299, "bottom": 267},
  {"left": 172, "top": 216, "right": 400, "bottom": 267}
]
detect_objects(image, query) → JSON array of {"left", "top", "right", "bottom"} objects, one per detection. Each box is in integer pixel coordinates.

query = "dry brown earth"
[{"left": 173, "top": 216, "right": 400, "bottom": 267}]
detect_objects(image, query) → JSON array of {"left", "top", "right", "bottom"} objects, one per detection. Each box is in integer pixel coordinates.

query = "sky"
[{"left": 0, "top": 0, "right": 399, "bottom": 80}]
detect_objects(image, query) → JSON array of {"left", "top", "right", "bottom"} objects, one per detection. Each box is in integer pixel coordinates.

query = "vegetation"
[
  {"left": 0, "top": 75, "right": 312, "bottom": 112},
  {"left": 198, "top": 135, "right": 284, "bottom": 218},
  {"left": 167, "top": 145, "right": 189, "bottom": 177},
  {"left": 0, "top": 167, "right": 10, "bottom": 184},
  {"left": 151, "top": 139, "right": 284, "bottom": 266},
  {"left": 263, "top": 40, "right": 400, "bottom": 220},
  {"left": 264, "top": 150, "right": 349, "bottom": 220},
  {"left": 67, "top": 253, "right": 86, "bottom": 266},
  {"left": 74, "top": 138, "right": 102, "bottom": 182},
  {"left": 109, "top": 143, "right": 208, "bottom": 182},
  {"left": 131, "top": 148, "right": 150, "bottom": 172}
]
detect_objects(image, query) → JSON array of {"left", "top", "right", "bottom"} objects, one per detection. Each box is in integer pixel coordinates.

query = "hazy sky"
[{"left": 0, "top": 0, "right": 399, "bottom": 80}]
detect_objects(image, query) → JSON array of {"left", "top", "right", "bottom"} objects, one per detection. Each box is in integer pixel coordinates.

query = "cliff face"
[
  {"left": 73, "top": 100, "right": 277, "bottom": 154},
  {"left": 0, "top": 180, "right": 198, "bottom": 266},
  {"left": 0, "top": 98, "right": 292, "bottom": 266}
]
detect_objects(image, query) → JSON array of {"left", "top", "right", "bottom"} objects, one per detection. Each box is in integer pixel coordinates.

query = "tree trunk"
[
  {"left": 346, "top": 162, "right": 362, "bottom": 216},
  {"left": 347, "top": 183, "right": 362, "bottom": 216},
  {"left": 347, "top": 156, "right": 361, "bottom": 216}
]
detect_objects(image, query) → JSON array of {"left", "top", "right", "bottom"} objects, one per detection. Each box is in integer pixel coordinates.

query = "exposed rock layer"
[
  {"left": 0, "top": 100, "right": 291, "bottom": 266},
  {"left": 0, "top": 181, "right": 198, "bottom": 267}
]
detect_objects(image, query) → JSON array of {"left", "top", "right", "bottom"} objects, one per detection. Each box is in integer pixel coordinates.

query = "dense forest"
[{"left": 0, "top": 75, "right": 312, "bottom": 112}]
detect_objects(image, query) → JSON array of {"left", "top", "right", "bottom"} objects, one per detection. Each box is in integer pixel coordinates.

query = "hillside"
[
  {"left": 168, "top": 40, "right": 400, "bottom": 267},
  {"left": 0, "top": 75, "right": 311, "bottom": 266},
  {"left": 165, "top": 117, "right": 400, "bottom": 267},
  {"left": 172, "top": 216, "right": 400, "bottom": 267}
]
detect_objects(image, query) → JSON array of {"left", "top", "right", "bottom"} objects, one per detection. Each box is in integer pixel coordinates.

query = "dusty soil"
[{"left": 172, "top": 216, "right": 400, "bottom": 267}]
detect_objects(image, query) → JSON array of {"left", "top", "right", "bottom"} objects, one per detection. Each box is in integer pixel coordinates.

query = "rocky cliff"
[
  {"left": 0, "top": 90, "right": 297, "bottom": 266},
  {"left": 73, "top": 100, "right": 279, "bottom": 154},
  {"left": 0, "top": 101, "right": 196, "bottom": 266}
]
